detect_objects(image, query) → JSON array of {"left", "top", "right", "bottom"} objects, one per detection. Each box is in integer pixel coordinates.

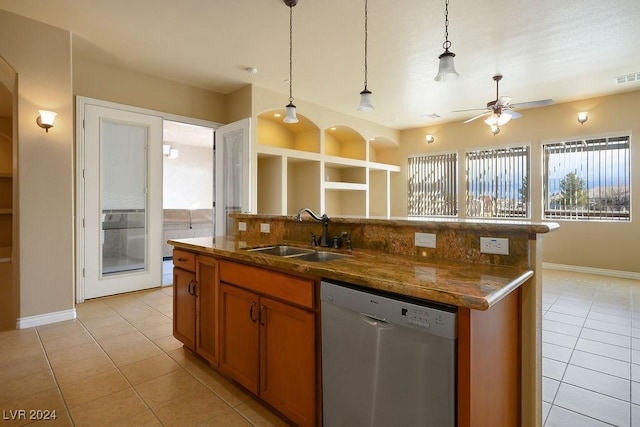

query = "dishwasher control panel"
[{"left": 321, "top": 280, "right": 457, "bottom": 340}]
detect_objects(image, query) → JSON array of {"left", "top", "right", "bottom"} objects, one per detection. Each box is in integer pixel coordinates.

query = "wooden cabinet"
[
  {"left": 219, "top": 260, "right": 317, "bottom": 427},
  {"left": 173, "top": 249, "right": 218, "bottom": 366},
  {"left": 173, "top": 264, "right": 196, "bottom": 350},
  {"left": 219, "top": 282, "right": 259, "bottom": 392}
]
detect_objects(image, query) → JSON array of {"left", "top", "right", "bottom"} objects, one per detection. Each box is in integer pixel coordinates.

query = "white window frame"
[{"left": 542, "top": 132, "right": 631, "bottom": 222}]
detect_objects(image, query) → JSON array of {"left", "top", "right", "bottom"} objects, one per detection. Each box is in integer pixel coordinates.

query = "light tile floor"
[
  {"left": 0, "top": 285, "right": 289, "bottom": 426},
  {"left": 542, "top": 269, "right": 640, "bottom": 426},
  {"left": 1, "top": 268, "right": 638, "bottom": 425}
]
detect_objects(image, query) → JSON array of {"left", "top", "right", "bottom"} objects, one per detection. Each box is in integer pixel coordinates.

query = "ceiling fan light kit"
[
  {"left": 434, "top": 0, "right": 459, "bottom": 82},
  {"left": 453, "top": 73, "right": 553, "bottom": 134}
]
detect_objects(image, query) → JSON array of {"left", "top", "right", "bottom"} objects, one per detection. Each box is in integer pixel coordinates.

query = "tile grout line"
[
  {"left": 33, "top": 326, "right": 75, "bottom": 426},
  {"left": 74, "top": 304, "right": 164, "bottom": 425},
  {"left": 81, "top": 289, "right": 259, "bottom": 426}
]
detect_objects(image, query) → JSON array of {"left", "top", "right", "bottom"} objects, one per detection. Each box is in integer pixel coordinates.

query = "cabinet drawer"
[
  {"left": 219, "top": 261, "right": 314, "bottom": 309},
  {"left": 173, "top": 249, "right": 196, "bottom": 272}
]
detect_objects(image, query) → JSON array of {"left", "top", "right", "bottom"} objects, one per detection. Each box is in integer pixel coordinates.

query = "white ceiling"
[{"left": 2, "top": 0, "right": 640, "bottom": 130}]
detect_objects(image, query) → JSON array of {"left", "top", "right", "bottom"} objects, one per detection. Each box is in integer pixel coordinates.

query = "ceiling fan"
[{"left": 454, "top": 74, "right": 553, "bottom": 133}]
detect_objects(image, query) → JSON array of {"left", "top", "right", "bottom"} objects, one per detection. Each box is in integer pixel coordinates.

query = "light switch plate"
[
  {"left": 238, "top": 222, "right": 247, "bottom": 231},
  {"left": 415, "top": 232, "right": 436, "bottom": 248},
  {"left": 480, "top": 237, "right": 509, "bottom": 255},
  {"left": 260, "top": 223, "right": 270, "bottom": 233}
]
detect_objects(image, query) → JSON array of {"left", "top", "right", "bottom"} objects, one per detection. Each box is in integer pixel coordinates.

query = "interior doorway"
[
  {"left": 161, "top": 120, "right": 215, "bottom": 285},
  {"left": 0, "top": 57, "right": 15, "bottom": 331}
]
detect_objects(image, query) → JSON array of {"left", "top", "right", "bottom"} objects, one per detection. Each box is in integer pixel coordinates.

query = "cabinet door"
[
  {"left": 173, "top": 267, "right": 196, "bottom": 351},
  {"left": 196, "top": 256, "right": 217, "bottom": 366},
  {"left": 260, "top": 296, "right": 316, "bottom": 426},
  {"left": 219, "top": 282, "right": 259, "bottom": 394}
]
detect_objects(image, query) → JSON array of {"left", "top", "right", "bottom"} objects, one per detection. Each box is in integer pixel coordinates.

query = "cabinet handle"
[
  {"left": 249, "top": 301, "right": 257, "bottom": 322},
  {"left": 177, "top": 257, "right": 188, "bottom": 262},
  {"left": 188, "top": 280, "right": 197, "bottom": 296},
  {"left": 259, "top": 305, "right": 266, "bottom": 326}
]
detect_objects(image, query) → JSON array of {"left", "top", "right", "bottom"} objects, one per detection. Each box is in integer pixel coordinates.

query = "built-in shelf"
[
  {"left": 324, "top": 182, "right": 367, "bottom": 191},
  {"left": 0, "top": 172, "right": 11, "bottom": 178},
  {"left": 254, "top": 110, "right": 399, "bottom": 218},
  {"left": 0, "top": 209, "right": 11, "bottom": 215}
]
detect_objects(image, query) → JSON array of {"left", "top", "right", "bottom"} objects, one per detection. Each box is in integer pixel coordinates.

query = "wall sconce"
[
  {"left": 577, "top": 111, "right": 588, "bottom": 124},
  {"left": 163, "top": 144, "right": 179, "bottom": 159},
  {"left": 425, "top": 134, "right": 435, "bottom": 144},
  {"left": 36, "top": 110, "right": 57, "bottom": 132}
]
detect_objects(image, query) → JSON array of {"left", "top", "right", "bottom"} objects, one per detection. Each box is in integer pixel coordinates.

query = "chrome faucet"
[{"left": 296, "top": 208, "right": 330, "bottom": 247}]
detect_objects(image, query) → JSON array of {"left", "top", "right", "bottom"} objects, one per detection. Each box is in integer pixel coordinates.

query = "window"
[
  {"left": 543, "top": 136, "right": 630, "bottom": 221},
  {"left": 407, "top": 152, "right": 457, "bottom": 216},
  {"left": 466, "top": 145, "right": 530, "bottom": 218}
]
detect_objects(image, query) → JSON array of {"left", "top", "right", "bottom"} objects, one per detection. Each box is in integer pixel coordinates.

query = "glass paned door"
[
  {"left": 215, "top": 118, "right": 251, "bottom": 238},
  {"left": 101, "top": 121, "right": 148, "bottom": 275},
  {"left": 82, "top": 102, "right": 162, "bottom": 300}
]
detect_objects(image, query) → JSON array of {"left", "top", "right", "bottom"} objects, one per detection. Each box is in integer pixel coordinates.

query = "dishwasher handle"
[{"left": 359, "top": 313, "right": 396, "bottom": 330}]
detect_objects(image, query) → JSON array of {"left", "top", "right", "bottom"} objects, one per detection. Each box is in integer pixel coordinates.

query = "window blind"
[
  {"left": 465, "top": 146, "right": 530, "bottom": 218},
  {"left": 543, "top": 136, "right": 630, "bottom": 221},
  {"left": 407, "top": 152, "right": 458, "bottom": 216}
]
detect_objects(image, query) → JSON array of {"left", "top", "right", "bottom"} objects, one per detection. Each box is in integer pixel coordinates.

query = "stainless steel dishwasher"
[{"left": 321, "top": 279, "right": 457, "bottom": 426}]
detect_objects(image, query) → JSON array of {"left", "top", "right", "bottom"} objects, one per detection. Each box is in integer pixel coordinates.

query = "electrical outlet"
[
  {"left": 238, "top": 222, "right": 247, "bottom": 231},
  {"left": 415, "top": 232, "right": 436, "bottom": 248},
  {"left": 260, "top": 223, "right": 270, "bottom": 233},
  {"left": 480, "top": 237, "right": 509, "bottom": 255}
]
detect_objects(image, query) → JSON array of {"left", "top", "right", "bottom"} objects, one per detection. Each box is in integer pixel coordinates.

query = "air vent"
[
  {"left": 425, "top": 113, "right": 441, "bottom": 119},
  {"left": 615, "top": 72, "right": 640, "bottom": 84}
]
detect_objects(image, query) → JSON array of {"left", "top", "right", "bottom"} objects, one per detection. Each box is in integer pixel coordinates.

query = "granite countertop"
[{"left": 169, "top": 236, "right": 534, "bottom": 311}]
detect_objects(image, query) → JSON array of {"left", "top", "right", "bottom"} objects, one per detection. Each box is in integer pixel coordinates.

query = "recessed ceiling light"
[
  {"left": 274, "top": 113, "right": 281, "bottom": 118},
  {"left": 330, "top": 127, "right": 336, "bottom": 131}
]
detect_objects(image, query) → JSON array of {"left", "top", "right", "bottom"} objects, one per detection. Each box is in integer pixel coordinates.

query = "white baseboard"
[
  {"left": 543, "top": 263, "right": 640, "bottom": 281},
  {"left": 16, "top": 308, "right": 77, "bottom": 329}
]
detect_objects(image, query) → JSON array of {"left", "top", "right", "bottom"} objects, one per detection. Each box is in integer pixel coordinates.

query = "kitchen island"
[{"left": 169, "top": 214, "right": 557, "bottom": 426}]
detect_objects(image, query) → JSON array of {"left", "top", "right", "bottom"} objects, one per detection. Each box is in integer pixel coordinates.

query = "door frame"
[{"left": 75, "top": 96, "right": 220, "bottom": 303}]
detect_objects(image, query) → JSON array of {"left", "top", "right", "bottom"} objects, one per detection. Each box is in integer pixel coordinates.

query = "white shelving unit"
[{"left": 255, "top": 112, "right": 400, "bottom": 218}]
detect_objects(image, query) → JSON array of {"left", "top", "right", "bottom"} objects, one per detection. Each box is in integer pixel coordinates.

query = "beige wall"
[
  {"left": 379, "top": 90, "right": 640, "bottom": 274},
  {"left": 73, "top": 56, "right": 227, "bottom": 123},
  {"left": 0, "top": 10, "right": 74, "bottom": 319}
]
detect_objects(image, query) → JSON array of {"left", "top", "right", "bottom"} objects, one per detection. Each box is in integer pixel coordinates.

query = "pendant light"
[
  {"left": 283, "top": 0, "right": 299, "bottom": 124},
  {"left": 434, "top": 0, "right": 459, "bottom": 82},
  {"left": 357, "top": 0, "right": 374, "bottom": 112}
]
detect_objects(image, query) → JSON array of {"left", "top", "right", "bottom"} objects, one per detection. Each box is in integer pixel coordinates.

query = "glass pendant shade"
[
  {"left": 358, "top": 89, "right": 374, "bottom": 112},
  {"left": 490, "top": 124, "right": 500, "bottom": 135},
  {"left": 484, "top": 112, "right": 512, "bottom": 127},
  {"left": 434, "top": 50, "right": 459, "bottom": 82},
  {"left": 283, "top": 102, "right": 298, "bottom": 123}
]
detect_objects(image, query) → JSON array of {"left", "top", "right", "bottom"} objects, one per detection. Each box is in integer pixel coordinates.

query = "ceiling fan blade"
[
  {"left": 497, "top": 96, "right": 512, "bottom": 107},
  {"left": 452, "top": 107, "right": 488, "bottom": 113},
  {"left": 464, "top": 111, "right": 491, "bottom": 123},
  {"left": 504, "top": 110, "right": 522, "bottom": 120},
  {"left": 511, "top": 99, "right": 553, "bottom": 109}
]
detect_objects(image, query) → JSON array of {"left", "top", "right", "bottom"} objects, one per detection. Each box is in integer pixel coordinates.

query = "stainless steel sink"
[
  {"left": 244, "top": 245, "right": 351, "bottom": 262},
  {"left": 294, "top": 251, "right": 352, "bottom": 262},
  {"left": 244, "top": 245, "right": 314, "bottom": 257}
]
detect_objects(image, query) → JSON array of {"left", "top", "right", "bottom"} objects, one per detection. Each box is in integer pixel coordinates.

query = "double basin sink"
[{"left": 245, "top": 245, "right": 351, "bottom": 263}]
